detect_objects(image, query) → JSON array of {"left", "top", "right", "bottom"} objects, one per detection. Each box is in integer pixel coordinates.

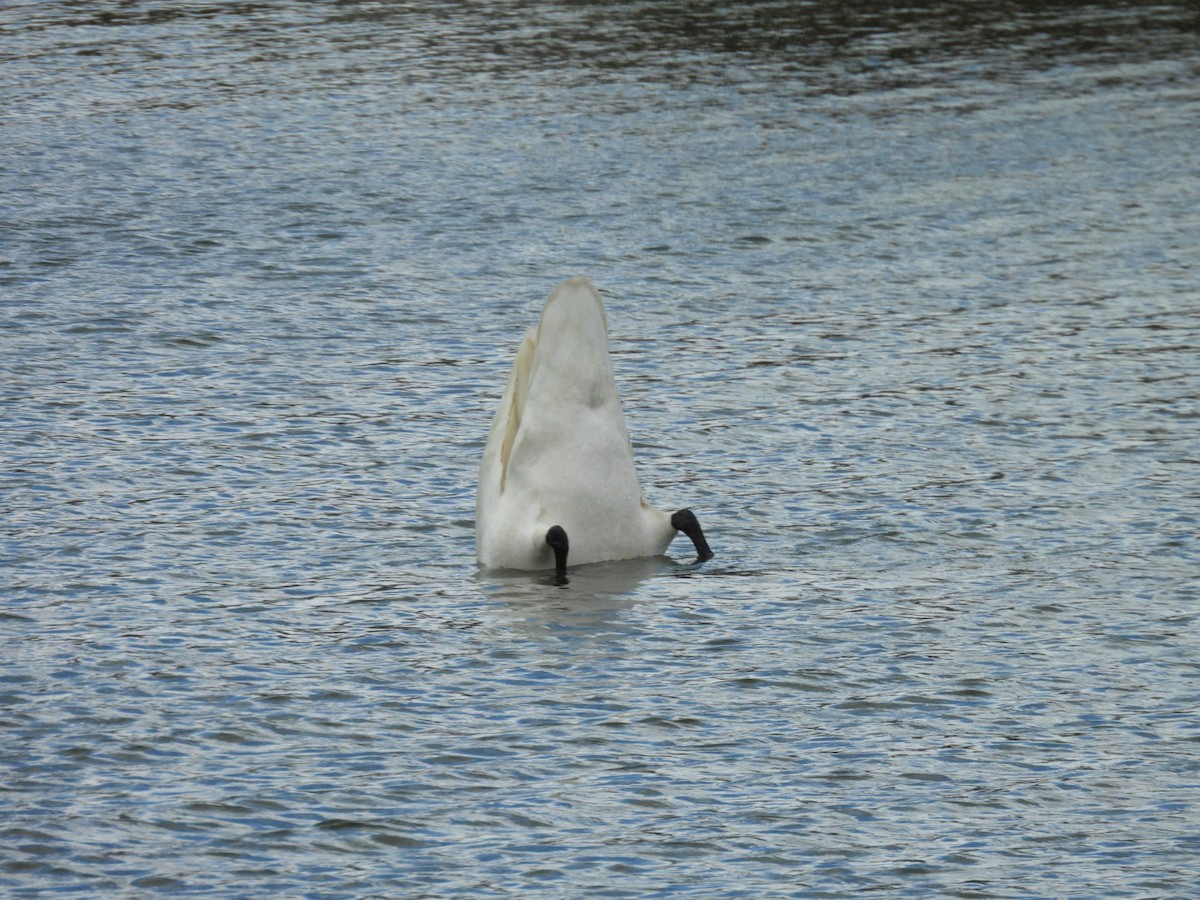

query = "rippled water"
[{"left": 4, "top": 2, "right": 1199, "bottom": 896}]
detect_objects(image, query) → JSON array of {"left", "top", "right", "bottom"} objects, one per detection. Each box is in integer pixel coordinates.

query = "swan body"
[{"left": 476, "top": 277, "right": 712, "bottom": 573}]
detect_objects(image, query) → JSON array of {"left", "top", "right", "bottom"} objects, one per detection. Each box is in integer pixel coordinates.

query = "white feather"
[{"left": 476, "top": 277, "right": 676, "bottom": 570}]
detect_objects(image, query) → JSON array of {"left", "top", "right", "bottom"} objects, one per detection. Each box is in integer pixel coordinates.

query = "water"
[{"left": 3, "top": 1, "right": 1199, "bottom": 896}]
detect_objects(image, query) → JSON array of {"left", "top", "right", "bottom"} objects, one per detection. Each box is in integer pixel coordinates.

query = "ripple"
[{"left": 4, "top": 1, "right": 1200, "bottom": 897}]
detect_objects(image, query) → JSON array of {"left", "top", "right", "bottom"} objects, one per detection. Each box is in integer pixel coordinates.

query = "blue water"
[{"left": 3, "top": 2, "right": 1199, "bottom": 896}]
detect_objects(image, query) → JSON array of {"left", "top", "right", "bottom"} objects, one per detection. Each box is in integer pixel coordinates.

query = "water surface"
[{"left": 3, "top": 2, "right": 1199, "bottom": 896}]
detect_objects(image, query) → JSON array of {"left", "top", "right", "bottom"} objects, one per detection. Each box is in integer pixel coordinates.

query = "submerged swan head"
[{"left": 476, "top": 277, "right": 713, "bottom": 574}]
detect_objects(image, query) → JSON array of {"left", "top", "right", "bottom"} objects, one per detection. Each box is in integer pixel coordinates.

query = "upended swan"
[{"left": 476, "top": 276, "right": 713, "bottom": 574}]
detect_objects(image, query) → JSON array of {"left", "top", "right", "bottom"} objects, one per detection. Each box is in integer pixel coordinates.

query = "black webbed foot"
[
  {"left": 670, "top": 508, "right": 713, "bottom": 562},
  {"left": 546, "top": 525, "right": 569, "bottom": 575}
]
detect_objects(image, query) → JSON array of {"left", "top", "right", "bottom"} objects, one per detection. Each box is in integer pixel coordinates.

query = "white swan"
[{"left": 476, "top": 276, "right": 713, "bottom": 574}]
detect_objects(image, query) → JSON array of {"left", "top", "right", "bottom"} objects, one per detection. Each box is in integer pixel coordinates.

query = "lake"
[{"left": 3, "top": 1, "right": 1199, "bottom": 896}]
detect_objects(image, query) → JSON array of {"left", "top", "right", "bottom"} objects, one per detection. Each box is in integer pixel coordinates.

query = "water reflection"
[{"left": 478, "top": 555, "right": 673, "bottom": 605}]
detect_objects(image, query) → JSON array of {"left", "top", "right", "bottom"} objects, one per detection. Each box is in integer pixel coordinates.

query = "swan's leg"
[
  {"left": 671, "top": 508, "right": 714, "bottom": 562},
  {"left": 546, "top": 525, "right": 569, "bottom": 574}
]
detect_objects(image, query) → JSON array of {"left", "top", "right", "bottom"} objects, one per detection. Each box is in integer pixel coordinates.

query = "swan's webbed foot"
[
  {"left": 546, "top": 525, "right": 569, "bottom": 575},
  {"left": 671, "top": 508, "right": 713, "bottom": 562}
]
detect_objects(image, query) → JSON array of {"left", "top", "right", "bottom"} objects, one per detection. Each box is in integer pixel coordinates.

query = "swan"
[{"left": 476, "top": 276, "right": 713, "bottom": 574}]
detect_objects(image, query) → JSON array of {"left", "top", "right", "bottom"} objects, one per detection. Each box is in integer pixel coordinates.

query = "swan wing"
[{"left": 477, "top": 327, "right": 536, "bottom": 562}]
